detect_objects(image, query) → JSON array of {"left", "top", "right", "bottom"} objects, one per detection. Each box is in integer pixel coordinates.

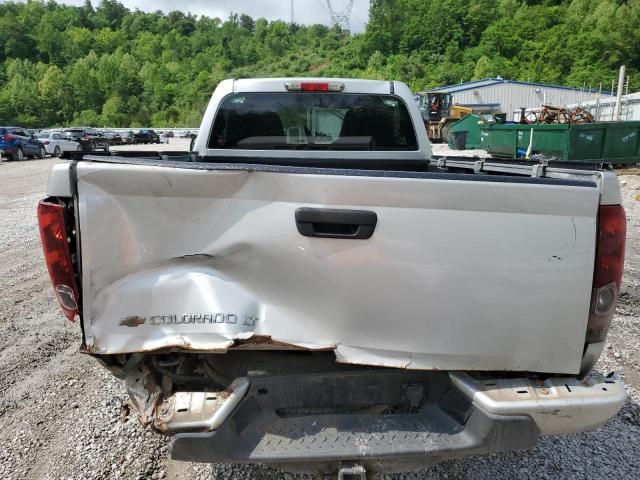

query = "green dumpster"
[
  {"left": 448, "top": 113, "right": 490, "bottom": 149},
  {"left": 450, "top": 131, "right": 467, "bottom": 150},
  {"left": 480, "top": 121, "right": 640, "bottom": 164}
]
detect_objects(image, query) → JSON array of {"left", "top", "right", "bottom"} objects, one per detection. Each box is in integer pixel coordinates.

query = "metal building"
[{"left": 435, "top": 78, "right": 612, "bottom": 120}]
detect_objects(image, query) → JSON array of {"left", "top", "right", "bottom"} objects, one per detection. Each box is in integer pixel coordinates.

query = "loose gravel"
[{"left": 0, "top": 154, "right": 638, "bottom": 479}]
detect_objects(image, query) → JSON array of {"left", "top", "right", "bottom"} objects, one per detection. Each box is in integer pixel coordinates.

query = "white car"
[{"left": 35, "top": 132, "right": 80, "bottom": 157}]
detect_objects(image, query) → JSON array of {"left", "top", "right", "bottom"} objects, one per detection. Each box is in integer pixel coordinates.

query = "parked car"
[
  {"left": 0, "top": 126, "right": 47, "bottom": 160},
  {"left": 120, "top": 131, "right": 136, "bottom": 145},
  {"left": 103, "top": 130, "right": 123, "bottom": 146},
  {"left": 180, "top": 130, "right": 197, "bottom": 138},
  {"left": 39, "top": 78, "right": 627, "bottom": 477},
  {"left": 35, "top": 131, "right": 80, "bottom": 157},
  {"left": 165, "top": 130, "right": 175, "bottom": 138},
  {"left": 63, "top": 127, "right": 110, "bottom": 152},
  {"left": 134, "top": 129, "right": 160, "bottom": 144}
]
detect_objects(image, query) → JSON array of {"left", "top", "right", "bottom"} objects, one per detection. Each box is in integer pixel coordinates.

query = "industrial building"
[{"left": 436, "top": 78, "right": 612, "bottom": 120}]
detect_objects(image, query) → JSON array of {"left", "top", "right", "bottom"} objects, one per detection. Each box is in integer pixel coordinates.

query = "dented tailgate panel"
[{"left": 76, "top": 162, "right": 599, "bottom": 374}]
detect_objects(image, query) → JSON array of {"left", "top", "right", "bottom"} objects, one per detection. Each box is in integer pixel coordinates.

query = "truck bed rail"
[
  {"left": 66, "top": 150, "right": 602, "bottom": 190},
  {"left": 68, "top": 152, "right": 596, "bottom": 189}
]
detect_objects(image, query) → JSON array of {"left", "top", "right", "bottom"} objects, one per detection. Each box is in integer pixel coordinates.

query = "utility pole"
[
  {"left": 290, "top": 0, "right": 294, "bottom": 24},
  {"left": 613, "top": 65, "right": 625, "bottom": 121}
]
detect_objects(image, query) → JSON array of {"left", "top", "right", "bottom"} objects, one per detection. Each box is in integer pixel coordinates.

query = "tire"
[
  {"left": 12, "top": 146, "right": 24, "bottom": 161},
  {"left": 39, "top": 146, "right": 46, "bottom": 159},
  {"left": 54, "top": 146, "right": 61, "bottom": 157}
]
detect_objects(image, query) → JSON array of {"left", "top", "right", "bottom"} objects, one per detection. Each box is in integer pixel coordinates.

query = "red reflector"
[
  {"left": 594, "top": 205, "right": 626, "bottom": 288},
  {"left": 586, "top": 205, "right": 626, "bottom": 343},
  {"left": 37, "top": 200, "right": 79, "bottom": 321},
  {"left": 300, "top": 82, "right": 329, "bottom": 91}
]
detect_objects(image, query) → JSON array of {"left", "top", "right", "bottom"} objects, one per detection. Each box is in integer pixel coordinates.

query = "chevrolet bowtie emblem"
[{"left": 119, "top": 316, "right": 147, "bottom": 327}]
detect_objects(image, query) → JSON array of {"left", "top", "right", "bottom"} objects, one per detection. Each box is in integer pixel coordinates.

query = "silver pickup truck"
[{"left": 39, "top": 78, "right": 627, "bottom": 476}]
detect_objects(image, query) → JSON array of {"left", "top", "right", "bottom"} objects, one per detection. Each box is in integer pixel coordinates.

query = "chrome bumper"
[
  {"left": 154, "top": 378, "right": 250, "bottom": 433},
  {"left": 449, "top": 372, "right": 626, "bottom": 435},
  {"left": 153, "top": 372, "right": 625, "bottom": 438},
  {"left": 154, "top": 370, "right": 625, "bottom": 470}
]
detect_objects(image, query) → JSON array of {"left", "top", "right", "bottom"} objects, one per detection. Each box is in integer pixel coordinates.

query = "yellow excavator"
[{"left": 415, "top": 91, "right": 472, "bottom": 143}]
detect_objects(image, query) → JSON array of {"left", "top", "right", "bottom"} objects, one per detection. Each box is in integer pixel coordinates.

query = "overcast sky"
[{"left": 60, "top": 0, "right": 370, "bottom": 33}]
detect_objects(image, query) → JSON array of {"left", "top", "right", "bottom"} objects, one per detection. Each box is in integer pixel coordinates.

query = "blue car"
[{"left": 0, "top": 126, "right": 47, "bottom": 161}]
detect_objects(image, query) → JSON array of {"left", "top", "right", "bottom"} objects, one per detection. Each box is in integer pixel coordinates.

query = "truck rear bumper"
[
  {"left": 450, "top": 372, "right": 626, "bottom": 436},
  {"left": 166, "top": 370, "right": 625, "bottom": 473}
]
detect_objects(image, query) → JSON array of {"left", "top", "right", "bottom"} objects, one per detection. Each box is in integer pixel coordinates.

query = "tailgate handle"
[{"left": 295, "top": 208, "right": 377, "bottom": 239}]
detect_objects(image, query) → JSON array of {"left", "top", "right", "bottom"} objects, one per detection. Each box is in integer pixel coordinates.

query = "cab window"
[{"left": 208, "top": 93, "right": 418, "bottom": 151}]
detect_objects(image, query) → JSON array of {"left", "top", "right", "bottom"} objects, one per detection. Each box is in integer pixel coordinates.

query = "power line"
[
  {"left": 316, "top": 0, "right": 332, "bottom": 18},
  {"left": 350, "top": 10, "right": 367, "bottom": 30},
  {"left": 326, "top": 0, "right": 354, "bottom": 32}
]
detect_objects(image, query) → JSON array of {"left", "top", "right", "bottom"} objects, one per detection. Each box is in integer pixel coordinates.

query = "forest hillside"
[{"left": 1, "top": 0, "right": 638, "bottom": 126}]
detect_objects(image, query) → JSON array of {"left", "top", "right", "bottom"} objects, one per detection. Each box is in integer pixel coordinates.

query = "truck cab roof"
[
  {"left": 231, "top": 77, "right": 398, "bottom": 95},
  {"left": 193, "top": 77, "right": 432, "bottom": 161}
]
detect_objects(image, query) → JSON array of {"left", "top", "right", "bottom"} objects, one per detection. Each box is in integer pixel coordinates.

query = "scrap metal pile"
[{"left": 520, "top": 105, "right": 594, "bottom": 125}]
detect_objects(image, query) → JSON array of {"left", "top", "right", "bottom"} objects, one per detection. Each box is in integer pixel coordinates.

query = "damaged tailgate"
[{"left": 76, "top": 161, "right": 599, "bottom": 374}]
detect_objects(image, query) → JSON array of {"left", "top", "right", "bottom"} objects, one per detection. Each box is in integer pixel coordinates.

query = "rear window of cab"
[{"left": 208, "top": 93, "right": 418, "bottom": 151}]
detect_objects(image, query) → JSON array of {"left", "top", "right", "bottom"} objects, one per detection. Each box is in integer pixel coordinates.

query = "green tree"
[
  {"left": 38, "top": 65, "right": 69, "bottom": 124},
  {"left": 0, "top": 0, "right": 638, "bottom": 127},
  {"left": 101, "top": 94, "right": 126, "bottom": 126},
  {"left": 94, "top": 0, "right": 129, "bottom": 29},
  {"left": 73, "top": 109, "right": 102, "bottom": 126},
  {"left": 64, "top": 27, "right": 94, "bottom": 62}
]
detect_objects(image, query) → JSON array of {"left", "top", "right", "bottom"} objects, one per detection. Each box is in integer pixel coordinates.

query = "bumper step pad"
[{"left": 170, "top": 371, "right": 539, "bottom": 472}]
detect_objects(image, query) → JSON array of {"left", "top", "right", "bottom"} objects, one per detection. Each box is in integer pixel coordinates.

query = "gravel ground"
[{"left": 0, "top": 151, "right": 638, "bottom": 479}]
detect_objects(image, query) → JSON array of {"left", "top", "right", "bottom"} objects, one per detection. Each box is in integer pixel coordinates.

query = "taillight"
[
  {"left": 37, "top": 200, "right": 79, "bottom": 321},
  {"left": 3, "top": 134, "right": 13, "bottom": 141},
  {"left": 586, "top": 205, "right": 626, "bottom": 343},
  {"left": 43, "top": 140, "right": 50, "bottom": 145},
  {"left": 81, "top": 136, "right": 89, "bottom": 141},
  {"left": 284, "top": 81, "right": 344, "bottom": 92}
]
